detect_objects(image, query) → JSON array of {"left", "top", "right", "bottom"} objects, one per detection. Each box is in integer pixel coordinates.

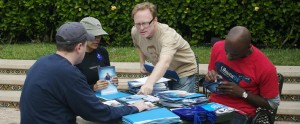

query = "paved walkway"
[{"left": 0, "top": 108, "right": 20, "bottom": 124}]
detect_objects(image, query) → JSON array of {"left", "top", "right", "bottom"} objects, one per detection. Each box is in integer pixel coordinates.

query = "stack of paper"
[
  {"left": 116, "top": 95, "right": 146, "bottom": 104},
  {"left": 157, "top": 90, "right": 207, "bottom": 108},
  {"left": 128, "top": 77, "right": 170, "bottom": 95},
  {"left": 122, "top": 108, "right": 181, "bottom": 124},
  {"left": 116, "top": 94, "right": 160, "bottom": 104}
]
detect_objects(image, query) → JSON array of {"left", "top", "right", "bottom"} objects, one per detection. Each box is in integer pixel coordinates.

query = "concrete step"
[
  {"left": 112, "top": 62, "right": 140, "bottom": 74},
  {"left": 0, "top": 107, "right": 20, "bottom": 124},
  {"left": 0, "top": 74, "right": 130, "bottom": 90},
  {"left": 277, "top": 101, "right": 300, "bottom": 115},
  {"left": 5, "top": 76, "right": 299, "bottom": 102},
  {"left": 275, "top": 121, "right": 300, "bottom": 124},
  {"left": 1, "top": 74, "right": 299, "bottom": 95},
  {"left": 0, "top": 75, "right": 25, "bottom": 85},
  {"left": 282, "top": 83, "right": 300, "bottom": 95},
  {"left": 1, "top": 59, "right": 300, "bottom": 77},
  {"left": 0, "top": 91, "right": 20, "bottom": 102},
  {"left": 0, "top": 59, "right": 35, "bottom": 70}
]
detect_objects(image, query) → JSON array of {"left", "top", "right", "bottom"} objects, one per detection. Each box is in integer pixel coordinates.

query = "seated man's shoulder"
[
  {"left": 213, "top": 40, "right": 225, "bottom": 46},
  {"left": 211, "top": 40, "right": 225, "bottom": 50},
  {"left": 253, "top": 47, "right": 274, "bottom": 64}
]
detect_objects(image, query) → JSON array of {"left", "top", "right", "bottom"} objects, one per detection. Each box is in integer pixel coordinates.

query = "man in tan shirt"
[{"left": 131, "top": 2, "right": 197, "bottom": 95}]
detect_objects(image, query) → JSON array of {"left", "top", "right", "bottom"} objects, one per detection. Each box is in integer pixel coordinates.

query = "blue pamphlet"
[
  {"left": 97, "top": 66, "right": 118, "bottom": 95},
  {"left": 200, "top": 102, "right": 228, "bottom": 111},
  {"left": 122, "top": 108, "right": 181, "bottom": 124},
  {"left": 144, "top": 64, "right": 180, "bottom": 81},
  {"left": 95, "top": 91, "right": 131, "bottom": 100},
  {"left": 203, "top": 81, "right": 224, "bottom": 94}
]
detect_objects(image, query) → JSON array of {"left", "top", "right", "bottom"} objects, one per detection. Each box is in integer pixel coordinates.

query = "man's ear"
[{"left": 75, "top": 43, "right": 83, "bottom": 53}]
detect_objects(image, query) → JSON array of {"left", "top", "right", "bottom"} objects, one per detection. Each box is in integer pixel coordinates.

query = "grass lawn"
[{"left": 0, "top": 43, "right": 299, "bottom": 66}]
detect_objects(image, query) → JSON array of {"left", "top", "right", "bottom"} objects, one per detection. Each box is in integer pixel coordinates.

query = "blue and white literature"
[
  {"left": 122, "top": 108, "right": 181, "bottom": 124},
  {"left": 95, "top": 66, "right": 132, "bottom": 100},
  {"left": 97, "top": 66, "right": 118, "bottom": 95}
]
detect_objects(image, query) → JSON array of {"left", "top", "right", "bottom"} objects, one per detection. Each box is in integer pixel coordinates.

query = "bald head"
[
  {"left": 226, "top": 26, "right": 251, "bottom": 45},
  {"left": 224, "top": 26, "right": 253, "bottom": 60}
]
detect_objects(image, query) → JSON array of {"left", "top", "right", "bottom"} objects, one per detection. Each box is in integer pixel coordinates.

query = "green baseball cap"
[{"left": 80, "top": 17, "right": 108, "bottom": 36}]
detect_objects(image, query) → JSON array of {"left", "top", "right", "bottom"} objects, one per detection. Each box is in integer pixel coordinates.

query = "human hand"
[
  {"left": 217, "top": 81, "right": 245, "bottom": 97},
  {"left": 93, "top": 80, "right": 108, "bottom": 91},
  {"left": 205, "top": 70, "right": 218, "bottom": 82},
  {"left": 137, "top": 83, "right": 153, "bottom": 95},
  {"left": 129, "top": 101, "right": 150, "bottom": 112},
  {"left": 111, "top": 76, "right": 119, "bottom": 86}
]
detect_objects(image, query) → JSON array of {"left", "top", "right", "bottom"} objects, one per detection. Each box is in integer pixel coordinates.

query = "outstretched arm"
[{"left": 138, "top": 54, "right": 172, "bottom": 95}]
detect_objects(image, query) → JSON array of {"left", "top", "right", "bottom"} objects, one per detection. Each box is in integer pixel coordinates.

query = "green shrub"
[{"left": 0, "top": 0, "right": 299, "bottom": 48}]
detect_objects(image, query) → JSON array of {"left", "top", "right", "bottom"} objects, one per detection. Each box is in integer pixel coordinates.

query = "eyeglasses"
[{"left": 134, "top": 18, "right": 155, "bottom": 29}]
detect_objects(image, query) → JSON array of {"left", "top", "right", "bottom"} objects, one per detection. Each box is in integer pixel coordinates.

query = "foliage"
[
  {"left": 0, "top": 0, "right": 55, "bottom": 43},
  {"left": 0, "top": 0, "right": 299, "bottom": 48}
]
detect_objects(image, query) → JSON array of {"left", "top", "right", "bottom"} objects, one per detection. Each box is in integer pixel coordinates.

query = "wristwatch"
[{"left": 242, "top": 91, "right": 248, "bottom": 98}]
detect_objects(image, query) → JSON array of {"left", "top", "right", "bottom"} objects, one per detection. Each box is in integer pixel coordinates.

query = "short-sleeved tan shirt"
[{"left": 131, "top": 23, "right": 197, "bottom": 78}]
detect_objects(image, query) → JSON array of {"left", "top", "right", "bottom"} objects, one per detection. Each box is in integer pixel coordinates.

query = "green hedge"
[{"left": 0, "top": 0, "right": 299, "bottom": 48}]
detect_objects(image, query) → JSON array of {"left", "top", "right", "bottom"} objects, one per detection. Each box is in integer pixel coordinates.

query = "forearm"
[
  {"left": 219, "top": 81, "right": 275, "bottom": 110},
  {"left": 146, "top": 61, "right": 169, "bottom": 85},
  {"left": 246, "top": 92, "right": 273, "bottom": 110},
  {"left": 145, "top": 55, "right": 172, "bottom": 85}
]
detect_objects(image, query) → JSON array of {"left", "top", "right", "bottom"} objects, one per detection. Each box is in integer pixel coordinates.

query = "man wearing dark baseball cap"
[{"left": 20, "top": 22, "right": 149, "bottom": 124}]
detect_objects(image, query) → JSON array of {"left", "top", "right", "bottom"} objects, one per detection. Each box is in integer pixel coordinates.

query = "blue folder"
[
  {"left": 95, "top": 91, "right": 131, "bottom": 100},
  {"left": 144, "top": 64, "right": 180, "bottom": 81},
  {"left": 123, "top": 108, "right": 181, "bottom": 124}
]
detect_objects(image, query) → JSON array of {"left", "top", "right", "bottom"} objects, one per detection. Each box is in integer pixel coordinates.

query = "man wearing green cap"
[{"left": 76, "top": 17, "right": 118, "bottom": 92}]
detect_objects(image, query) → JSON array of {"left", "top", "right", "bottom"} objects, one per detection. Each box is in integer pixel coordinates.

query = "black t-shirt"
[{"left": 76, "top": 46, "right": 110, "bottom": 88}]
